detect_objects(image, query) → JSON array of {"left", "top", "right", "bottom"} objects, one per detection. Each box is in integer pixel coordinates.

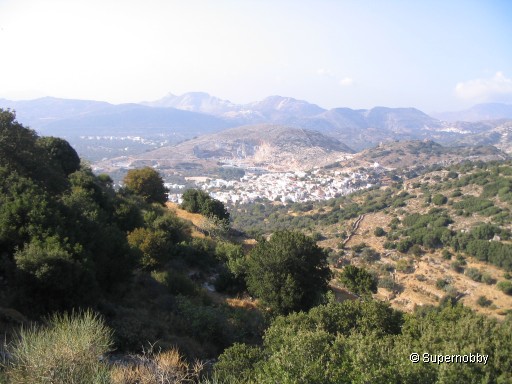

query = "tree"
[
  {"left": 181, "top": 188, "right": 229, "bottom": 223},
  {"left": 181, "top": 189, "right": 209, "bottom": 213},
  {"left": 127, "top": 227, "right": 171, "bottom": 269},
  {"left": 374, "top": 227, "right": 386, "bottom": 237},
  {"left": 339, "top": 265, "right": 378, "bottom": 296},
  {"left": 246, "top": 231, "right": 331, "bottom": 315},
  {"left": 0, "top": 109, "right": 69, "bottom": 193},
  {"left": 36, "top": 136, "right": 80, "bottom": 176},
  {"left": 123, "top": 167, "right": 168, "bottom": 205},
  {"left": 432, "top": 193, "right": 447, "bottom": 206}
]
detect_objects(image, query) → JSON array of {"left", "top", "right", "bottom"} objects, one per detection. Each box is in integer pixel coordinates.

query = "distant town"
[{"left": 167, "top": 164, "right": 386, "bottom": 205}]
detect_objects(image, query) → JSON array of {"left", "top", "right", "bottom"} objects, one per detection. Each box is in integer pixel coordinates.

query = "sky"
[{"left": 0, "top": 0, "right": 511, "bottom": 112}]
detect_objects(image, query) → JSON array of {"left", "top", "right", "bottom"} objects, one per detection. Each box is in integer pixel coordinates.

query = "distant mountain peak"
[{"left": 142, "top": 92, "right": 238, "bottom": 115}]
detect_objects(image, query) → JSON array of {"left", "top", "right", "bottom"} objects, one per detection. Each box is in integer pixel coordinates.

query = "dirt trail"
[{"left": 343, "top": 214, "right": 365, "bottom": 246}]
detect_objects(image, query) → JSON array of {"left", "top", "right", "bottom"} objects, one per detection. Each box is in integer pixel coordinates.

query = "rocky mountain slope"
[
  {"left": 95, "top": 124, "right": 354, "bottom": 173},
  {"left": 453, "top": 120, "right": 512, "bottom": 154}
]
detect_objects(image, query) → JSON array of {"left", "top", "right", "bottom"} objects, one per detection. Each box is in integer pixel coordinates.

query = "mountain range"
[{"left": 1, "top": 93, "right": 512, "bottom": 162}]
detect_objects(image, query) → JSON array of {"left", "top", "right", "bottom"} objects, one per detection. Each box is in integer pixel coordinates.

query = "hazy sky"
[{"left": 0, "top": 0, "right": 511, "bottom": 112}]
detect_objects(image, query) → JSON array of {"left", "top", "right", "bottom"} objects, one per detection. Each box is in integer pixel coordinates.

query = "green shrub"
[
  {"left": 396, "top": 238, "right": 413, "bottom": 253},
  {"left": 409, "top": 244, "right": 423, "bottom": 257},
  {"left": 442, "top": 249, "right": 452, "bottom": 260},
  {"left": 451, "top": 260, "right": 465, "bottom": 273},
  {"left": 395, "top": 258, "right": 413, "bottom": 273},
  {"left": 339, "top": 265, "right": 377, "bottom": 296},
  {"left": 5, "top": 310, "right": 112, "bottom": 383},
  {"left": 378, "top": 276, "right": 402, "bottom": 291},
  {"left": 360, "top": 247, "right": 380, "bottom": 263},
  {"left": 374, "top": 227, "right": 386, "bottom": 237},
  {"left": 151, "top": 269, "right": 200, "bottom": 297},
  {"left": 481, "top": 273, "right": 496, "bottom": 285},
  {"left": 436, "top": 278, "right": 449, "bottom": 290},
  {"left": 432, "top": 194, "right": 447, "bottom": 206},
  {"left": 497, "top": 281, "right": 512, "bottom": 295},
  {"left": 351, "top": 242, "right": 367, "bottom": 253},
  {"left": 476, "top": 296, "right": 493, "bottom": 307},
  {"left": 214, "top": 343, "right": 263, "bottom": 383},
  {"left": 465, "top": 268, "right": 482, "bottom": 282}
]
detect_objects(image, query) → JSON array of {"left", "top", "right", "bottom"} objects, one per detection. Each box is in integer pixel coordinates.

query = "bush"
[
  {"left": 481, "top": 273, "right": 496, "bottom": 285},
  {"left": 378, "top": 276, "right": 402, "bottom": 291},
  {"left": 396, "top": 239, "right": 413, "bottom": 253},
  {"left": 5, "top": 310, "right": 112, "bottom": 383},
  {"left": 360, "top": 247, "right": 380, "bottom": 263},
  {"left": 451, "top": 260, "right": 465, "bottom": 273},
  {"left": 395, "top": 258, "right": 413, "bottom": 273},
  {"left": 409, "top": 244, "right": 423, "bottom": 257},
  {"left": 214, "top": 343, "right": 263, "bottom": 383},
  {"left": 432, "top": 194, "right": 448, "bottom": 206},
  {"left": 415, "top": 274, "right": 427, "bottom": 282},
  {"left": 465, "top": 268, "right": 482, "bottom": 282},
  {"left": 436, "top": 278, "right": 449, "bottom": 290},
  {"left": 151, "top": 270, "right": 200, "bottom": 297},
  {"left": 497, "top": 281, "right": 512, "bottom": 295},
  {"left": 374, "top": 227, "right": 386, "bottom": 237},
  {"left": 339, "top": 265, "right": 378, "bottom": 296},
  {"left": 476, "top": 296, "right": 493, "bottom": 307},
  {"left": 351, "top": 242, "right": 367, "bottom": 253},
  {"left": 442, "top": 249, "right": 452, "bottom": 260},
  {"left": 181, "top": 189, "right": 229, "bottom": 223}
]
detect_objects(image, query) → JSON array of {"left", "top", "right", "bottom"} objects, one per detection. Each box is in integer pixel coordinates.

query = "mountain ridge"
[{"left": 2, "top": 94, "right": 512, "bottom": 162}]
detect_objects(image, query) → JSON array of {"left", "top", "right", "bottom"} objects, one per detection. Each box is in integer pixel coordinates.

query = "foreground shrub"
[
  {"left": 5, "top": 310, "right": 112, "bottom": 384},
  {"left": 110, "top": 347, "right": 203, "bottom": 384}
]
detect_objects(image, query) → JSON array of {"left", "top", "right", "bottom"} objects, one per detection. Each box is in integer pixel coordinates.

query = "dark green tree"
[
  {"left": 181, "top": 189, "right": 209, "bottom": 213},
  {"left": 181, "top": 188, "right": 230, "bottom": 223},
  {"left": 246, "top": 231, "right": 331, "bottom": 315},
  {"left": 0, "top": 109, "right": 69, "bottom": 192},
  {"left": 339, "top": 265, "right": 378, "bottom": 296},
  {"left": 36, "top": 136, "right": 80, "bottom": 176},
  {"left": 123, "top": 167, "right": 168, "bottom": 205},
  {"left": 432, "top": 193, "right": 447, "bottom": 206}
]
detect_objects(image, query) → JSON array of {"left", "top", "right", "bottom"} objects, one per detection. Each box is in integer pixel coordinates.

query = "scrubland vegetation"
[{"left": 1, "top": 109, "right": 512, "bottom": 383}]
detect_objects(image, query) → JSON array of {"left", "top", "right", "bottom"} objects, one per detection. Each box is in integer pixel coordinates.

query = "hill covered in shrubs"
[{"left": 1, "top": 109, "right": 512, "bottom": 383}]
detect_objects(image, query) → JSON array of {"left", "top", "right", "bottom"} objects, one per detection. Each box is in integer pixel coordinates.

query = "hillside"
[
  {"left": 349, "top": 140, "right": 508, "bottom": 169},
  {"left": 454, "top": 120, "right": 512, "bottom": 154},
  {"left": 230, "top": 160, "right": 512, "bottom": 318},
  {"left": 2, "top": 109, "right": 512, "bottom": 383},
  {"left": 95, "top": 124, "right": 355, "bottom": 174}
]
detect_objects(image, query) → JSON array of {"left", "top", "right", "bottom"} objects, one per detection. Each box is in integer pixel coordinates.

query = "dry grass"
[
  {"left": 166, "top": 203, "right": 206, "bottom": 238},
  {"left": 110, "top": 347, "right": 203, "bottom": 384},
  {"left": 225, "top": 297, "right": 259, "bottom": 311}
]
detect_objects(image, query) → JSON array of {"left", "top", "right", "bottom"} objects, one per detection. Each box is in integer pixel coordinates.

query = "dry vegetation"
[{"left": 334, "top": 174, "right": 512, "bottom": 318}]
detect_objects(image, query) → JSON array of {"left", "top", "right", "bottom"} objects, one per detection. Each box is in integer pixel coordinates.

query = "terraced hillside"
[{"left": 230, "top": 160, "right": 512, "bottom": 317}]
